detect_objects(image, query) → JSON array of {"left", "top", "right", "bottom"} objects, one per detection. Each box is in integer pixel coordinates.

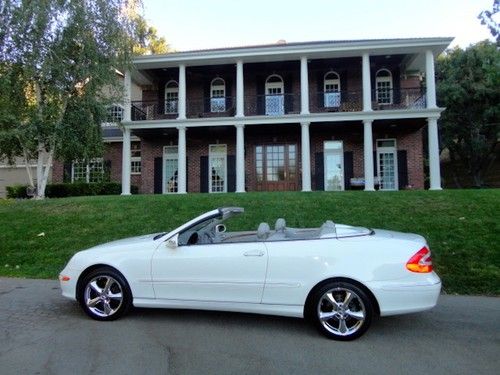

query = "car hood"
[{"left": 87, "top": 233, "right": 163, "bottom": 251}]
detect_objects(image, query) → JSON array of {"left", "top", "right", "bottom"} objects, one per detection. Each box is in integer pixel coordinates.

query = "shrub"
[{"left": 6, "top": 183, "right": 138, "bottom": 198}]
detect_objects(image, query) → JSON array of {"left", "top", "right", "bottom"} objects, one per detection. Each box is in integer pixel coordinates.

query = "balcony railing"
[
  {"left": 130, "top": 88, "right": 427, "bottom": 121},
  {"left": 372, "top": 87, "right": 426, "bottom": 110},
  {"left": 244, "top": 93, "right": 301, "bottom": 116}
]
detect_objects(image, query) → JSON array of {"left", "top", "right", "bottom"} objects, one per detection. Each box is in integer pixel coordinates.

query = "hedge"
[{"left": 6, "top": 183, "right": 139, "bottom": 199}]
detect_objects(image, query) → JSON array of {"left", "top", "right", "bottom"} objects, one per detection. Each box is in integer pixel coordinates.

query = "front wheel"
[
  {"left": 79, "top": 267, "right": 132, "bottom": 321},
  {"left": 310, "top": 281, "right": 373, "bottom": 340}
]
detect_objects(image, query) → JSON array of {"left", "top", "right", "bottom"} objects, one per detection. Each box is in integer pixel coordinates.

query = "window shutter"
[
  {"left": 225, "top": 78, "right": 233, "bottom": 112},
  {"left": 315, "top": 152, "right": 324, "bottom": 191},
  {"left": 200, "top": 156, "right": 209, "bottom": 193},
  {"left": 256, "top": 76, "right": 265, "bottom": 115},
  {"left": 186, "top": 157, "right": 189, "bottom": 192},
  {"left": 204, "top": 80, "right": 211, "bottom": 113},
  {"left": 373, "top": 151, "right": 378, "bottom": 177},
  {"left": 153, "top": 157, "right": 162, "bottom": 194},
  {"left": 317, "top": 72, "right": 324, "bottom": 110},
  {"left": 393, "top": 67, "right": 401, "bottom": 105},
  {"left": 397, "top": 150, "right": 408, "bottom": 189},
  {"left": 63, "top": 163, "right": 72, "bottom": 183},
  {"left": 343, "top": 151, "right": 353, "bottom": 190},
  {"left": 227, "top": 155, "right": 236, "bottom": 192},
  {"left": 104, "top": 160, "right": 112, "bottom": 182},
  {"left": 284, "top": 74, "right": 293, "bottom": 113}
]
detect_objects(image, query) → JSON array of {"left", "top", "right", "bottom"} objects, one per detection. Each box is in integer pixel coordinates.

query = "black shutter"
[
  {"left": 227, "top": 155, "right": 236, "bottom": 192},
  {"left": 200, "top": 156, "right": 209, "bottom": 193},
  {"left": 256, "top": 76, "right": 265, "bottom": 115},
  {"left": 315, "top": 152, "right": 324, "bottom": 191},
  {"left": 373, "top": 151, "right": 378, "bottom": 177},
  {"left": 153, "top": 157, "right": 162, "bottom": 194},
  {"left": 393, "top": 67, "right": 401, "bottom": 105},
  {"left": 104, "top": 160, "right": 112, "bottom": 182},
  {"left": 284, "top": 74, "right": 293, "bottom": 113},
  {"left": 317, "top": 72, "right": 324, "bottom": 110},
  {"left": 343, "top": 151, "right": 353, "bottom": 190},
  {"left": 186, "top": 157, "right": 189, "bottom": 192},
  {"left": 397, "top": 150, "right": 408, "bottom": 189},
  {"left": 204, "top": 80, "right": 211, "bottom": 113},
  {"left": 63, "top": 162, "right": 72, "bottom": 183},
  {"left": 225, "top": 78, "right": 233, "bottom": 112}
]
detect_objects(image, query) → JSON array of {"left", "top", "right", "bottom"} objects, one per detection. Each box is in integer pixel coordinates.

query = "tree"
[
  {"left": 0, "top": 0, "right": 137, "bottom": 198},
  {"left": 478, "top": 0, "right": 500, "bottom": 46},
  {"left": 436, "top": 41, "right": 500, "bottom": 187},
  {"left": 132, "top": 15, "right": 170, "bottom": 55}
]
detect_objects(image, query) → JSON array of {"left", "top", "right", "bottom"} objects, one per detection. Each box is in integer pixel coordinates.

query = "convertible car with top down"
[{"left": 59, "top": 207, "right": 441, "bottom": 340}]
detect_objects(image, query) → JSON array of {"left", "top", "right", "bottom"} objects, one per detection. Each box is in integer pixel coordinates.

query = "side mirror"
[
  {"left": 215, "top": 224, "right": 226, "bottom": 233},
  {"left": 166, "top": 234, "right": 179, "bottom": 249}
]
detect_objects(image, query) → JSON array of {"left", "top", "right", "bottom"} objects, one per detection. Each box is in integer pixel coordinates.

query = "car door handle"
[{"left": 243, "top": 250, "right": 265, "bottom": 257}]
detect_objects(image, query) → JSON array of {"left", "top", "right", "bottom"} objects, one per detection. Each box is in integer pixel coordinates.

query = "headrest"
[
  {"left": 275, "top": 218, "right": 286, "bottom": 232},
  {"left": 257, "top": 222, "right": 271, "bottom": 239}
]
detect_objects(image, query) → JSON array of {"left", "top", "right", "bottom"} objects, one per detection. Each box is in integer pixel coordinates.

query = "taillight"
[{"left": 406, "top": 246, "right": 433, "bottom": 273}]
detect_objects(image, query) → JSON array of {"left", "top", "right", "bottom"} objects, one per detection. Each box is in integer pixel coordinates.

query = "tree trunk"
[
  {"left": 22, "top": 149, "right": 34, "bottom": 188},
  {"left": 35, "top": 143, "right": 53, "bottom": 199}
]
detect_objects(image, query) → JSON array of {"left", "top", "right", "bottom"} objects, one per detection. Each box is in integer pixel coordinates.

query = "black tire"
[
  {"left": 78, "top": 267, "right": 132, "bottom": 321},
  {"left": 308, "top": 281, "right": 373, "bottom": 341}
]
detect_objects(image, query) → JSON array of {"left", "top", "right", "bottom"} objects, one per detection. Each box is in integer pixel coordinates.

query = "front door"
[
  {"left": 324, "top": 141, "right": 344, "bottom": 191},
  {"left": 151, "top": 242, "right": 268, "bottom": 303},
  {"left": 255, "top": 144, "right": 298, "bottom": 191},
  {"left": 377, "top": 139, "right": 398, "bottom": 190},
  {"left": 163, "top": 146, "right": 178, "bottom": 193}
]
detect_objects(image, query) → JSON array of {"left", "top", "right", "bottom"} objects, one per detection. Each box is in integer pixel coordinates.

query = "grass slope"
[{"left": 0, "top": 190, "right": 499, "bottom": 295}]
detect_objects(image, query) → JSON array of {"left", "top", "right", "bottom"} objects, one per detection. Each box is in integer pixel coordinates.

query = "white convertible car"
[{"left": 60, "top": 207, "right": 441, "bottom": 340}]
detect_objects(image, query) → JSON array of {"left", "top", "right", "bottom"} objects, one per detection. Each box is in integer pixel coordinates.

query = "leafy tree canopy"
[{"left": 436, "top": 40, "right": 500, "bottom": 187}]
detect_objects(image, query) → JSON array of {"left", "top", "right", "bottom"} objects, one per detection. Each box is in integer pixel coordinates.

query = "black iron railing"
[{"left": 130, "top": 88, "right": 427, "bottom": 121}]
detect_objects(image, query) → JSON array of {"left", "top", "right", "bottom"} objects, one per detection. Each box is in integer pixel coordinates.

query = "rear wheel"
[
  {"left": 79, "top": 267, "right": 132, "bottom": 321},
  {"left": 310, "top": 281, "right": 373, "bottom": 340}
]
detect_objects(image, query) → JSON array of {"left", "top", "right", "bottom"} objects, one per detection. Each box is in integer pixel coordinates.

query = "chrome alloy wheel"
[
  {"left": 84, "top": 275, "right": 124, "bottom": 318},
  {"left": 317, "top": 287, "right": 366, "bottom": 337}
]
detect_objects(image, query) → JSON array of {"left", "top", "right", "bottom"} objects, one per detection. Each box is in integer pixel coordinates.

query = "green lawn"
[{"left": 0, "top": 190, "right": 499, "bottom": 295}]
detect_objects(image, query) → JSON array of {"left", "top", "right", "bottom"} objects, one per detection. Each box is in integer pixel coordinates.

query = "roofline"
[{"left": 132, "top": 37, "right": 454, "bottom": 66}]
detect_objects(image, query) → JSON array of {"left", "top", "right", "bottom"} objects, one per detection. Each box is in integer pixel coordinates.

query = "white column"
[
  {"left": 425, "top": 50, "right": 437, "bottom": 108},
  {"left": 236, "top": 60, "right": 244, "bottom": 117},
  {"left": 301, "top": 122, "right": 311, "bottom": 192},
  {"left": 178, "top": 64, "right": 186, "bottom": 119},
  {"left": 362, "top": 53, "right": 372, "bottom": 112},
  {"left": 177, "top": 126, "right": 187, "bottom": 193},
  {"left": 428, "top": 118, "right": 442, "bottom": 190},
  {"left": 121, "top": 127, "right": 131, "bottom": 195},
  {"left": 235, "top": 124, "right": 245, "bottom": 192},
  {"left": 123, "top": 70, "right": 132, "bottom": 121},
  {"left": 363, "top": 120, "right": 375, "bottom": 191},
  {"left": 300, "top": 56, "right": 310, "bottom": 114}
]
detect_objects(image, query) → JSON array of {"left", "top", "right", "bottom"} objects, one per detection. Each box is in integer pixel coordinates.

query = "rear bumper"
[{"left": 367, "top": 273, "right": 442, "bottom": 316}]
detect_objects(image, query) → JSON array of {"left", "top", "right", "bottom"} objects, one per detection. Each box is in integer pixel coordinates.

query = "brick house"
[{"left": 52, "top": 37, "right": 452, "bottom": 194}]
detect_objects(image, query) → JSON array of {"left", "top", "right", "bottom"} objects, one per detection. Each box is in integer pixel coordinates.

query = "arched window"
[
  {"left": 375, "top": 69, "right": 393, "bottom": 105},
  {"left": 323, "top": 71, "right": 341, "bottom": 108},
  {"left": 165, "top": 80, "right": 179, "bottom": 114},
  {"left": 265, "top": 74, "right": 284, "bottom": 115},
  {"left": 210, "top": 77, "right": 226, "bottom": 112}
]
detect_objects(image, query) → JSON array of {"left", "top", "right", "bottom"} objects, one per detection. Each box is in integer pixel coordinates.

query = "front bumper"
[
  {"left": 59, "top": 268, "right": 80, "bottom": 301},
  {"left": 367, "top": 272, "right": 442, "bottom": 316}
]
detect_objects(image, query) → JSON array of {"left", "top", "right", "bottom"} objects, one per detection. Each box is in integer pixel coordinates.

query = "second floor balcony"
[{"left": 130, "top": 87, "right": 426, "bottom": 121}]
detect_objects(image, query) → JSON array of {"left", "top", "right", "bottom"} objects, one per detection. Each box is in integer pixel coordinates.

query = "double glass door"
[{"left": 324, "top": 141, "right": 344, "bottom": 191}]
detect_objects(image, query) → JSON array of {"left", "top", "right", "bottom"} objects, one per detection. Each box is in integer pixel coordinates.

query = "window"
[
  {"left": 106, "top": 105, "right": 124, "bottom": 123},
  {"left": 163, "top": 146, "right": 178, "bottom": 193},
  {"left": 375, "top": 69, "right": 393, "bottom": 105},
  {"left": 210, "top": 78, "right": 226, "bottom": 112},
  {"left": 376, "top": 139, "right": 398, "bottom": 190},
  {"left": 265, "top": 74, "right": 284, "bottom": 115},
  {"left": 131, "top": 142, "right": 141, "bottom": 174},
  {"left": 71, "top": 159, "right": 105, "bottom": 183},
  {"left": 209, "top": 144, "right": 227, "bottom": 193},
  {"left": 165, "top": 80, "right": 179, "bottom": 114},
  {"left": 324, "top": 71, "right": 341, "bottom": 108}
]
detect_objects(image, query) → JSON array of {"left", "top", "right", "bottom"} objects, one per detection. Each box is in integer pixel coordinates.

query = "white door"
[
  {"left": 377, "top": 139, "right": 398, "bottom": 190},
  {"left": 324, "top": 141, "right": 344, "bottom": 191},
  {"left": 163, "top": 146, "right": 178, "bottom": 193},
  {"left": 209, "top": 144, "right": 227, "bottom": 193},
  {"left": 265, "top": 80, "right": 284, "bottom": 115},
  {"left": 151, "top": 242, "right": 268, "bottom": 303}
]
